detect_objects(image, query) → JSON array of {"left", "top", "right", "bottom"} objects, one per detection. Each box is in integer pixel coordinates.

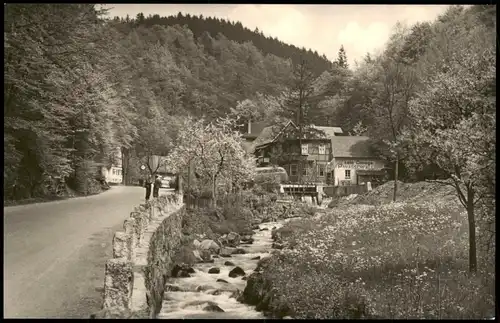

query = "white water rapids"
[{"left": 158, "top": 220, "right": 288, "bottom": 319}]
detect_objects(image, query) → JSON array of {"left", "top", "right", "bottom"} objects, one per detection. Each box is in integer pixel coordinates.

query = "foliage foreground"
[{"left": 248, "top": 194, "right": 495, "bottom": 319}]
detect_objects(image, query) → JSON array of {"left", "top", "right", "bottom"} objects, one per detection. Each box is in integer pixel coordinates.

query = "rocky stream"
[{"left": 157, "top": 219, "right": 294, "bottom": 319}]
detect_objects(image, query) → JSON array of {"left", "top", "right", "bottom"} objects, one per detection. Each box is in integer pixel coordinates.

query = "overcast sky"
[{"left": 105, "top": 4, "right": 450, "bottom": 67}]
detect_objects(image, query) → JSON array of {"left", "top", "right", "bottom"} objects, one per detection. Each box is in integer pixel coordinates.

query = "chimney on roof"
[{"left": 248, "top": 119, "right": 251, "bottom": 134}]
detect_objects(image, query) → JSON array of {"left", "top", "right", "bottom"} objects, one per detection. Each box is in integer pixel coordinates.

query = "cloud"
[
  {"left": 338, "top": 21, "right": 391, "bottom": 66},
  {"left": 229, "top": 5, "right": 313, "bottom": 46}
]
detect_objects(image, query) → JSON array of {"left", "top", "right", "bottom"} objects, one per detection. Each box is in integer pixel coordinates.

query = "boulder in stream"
[
  {"left": 171, "top": 264, "right": 195, "bottom": 278},
  {"left": 241, "top": 235, "right": 254, "bottom": 244},
  {"left": 200, "top": 249, "right": 213, "bottom": 262},
  {"left": 224, "top": 261, "right": 235, "bottom": 266},
  {"left": 232, "top": 248, "right": 246, "bottom": 255},
  {"left": 200, "top": 239, "right": 220, "bottom": 254},
  {"left": 203, "top": 303, "right": 224, "bottom": 312},
  {"left": 240, "top": 272, "right": 266, "bottom": 305},
  {"left": 208, "top": 267, "right": 220, "bottom": 274},
  {"left": 259, "top": 227, "right": 269, "bottom": 231},
  {"left": 165, "top": 283, "right": 184, "bottom": 292},
  {"left": 216, "top": 278, "right": 229, "bottom": 283},
  {"left": 192, "top": 250, "right": 204, "bottom": 263},
  {"left": 251, "top": 256, "right": 261, "bottom": 260},
  {"left": 228, "top": 266, "right": 246, "bottom": 278},
  {"left": 251, "top": 224, "right": 260, "bottom": 230},
  {"left": 226, "top": 232, "right": 241, "bottom": 247},
  {"left": 220, "top": 247, "right": 235, "bottom": 257}
]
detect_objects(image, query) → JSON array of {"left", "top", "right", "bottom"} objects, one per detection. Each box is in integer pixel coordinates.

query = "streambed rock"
[
  {"left": 220, "top": 247, "right": 236, "bottom": 257},
  {"left": 226, "top": 232, "right": 241, "bottom": 247},
  {"left": 208, "top": 267, "right": 220, "bottom": 274},
  {"left": 232, "top": 248, "right": 246, "bottom": 255},
  {"left": 200, "top": 239, "right": 220, "bottom": 254},
  {"left": 241, "top": 235, "right": 254, "bottom": 244},
  {"left": 171, "top": 264, "right": 195, "bottom": 278},
  {"left": 165, "top": 284, "right": 184, "bottom": 292},
  {"left": 203, "top": 303, "right": 224, "bottom": 312},
  {"left": 228, "top": 266, "right": 246, "bottom": 278},
  {"left": 192, "top": 250, "right": 204, "bottom": 263},
  {"left": 200, "top": 249, "right": 213, "bottom": 262}
]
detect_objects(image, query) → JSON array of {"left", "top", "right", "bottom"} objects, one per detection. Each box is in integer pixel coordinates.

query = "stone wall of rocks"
[{"left": 95, "top": 194, "right": 184, "bottom": 319}]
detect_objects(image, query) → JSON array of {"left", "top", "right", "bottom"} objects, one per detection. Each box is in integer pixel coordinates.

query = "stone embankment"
[{"left": 91, "top": 194, "right": 184, "bottom": 319}]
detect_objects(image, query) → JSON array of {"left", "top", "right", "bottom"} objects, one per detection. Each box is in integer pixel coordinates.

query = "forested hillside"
[
  {"left": 116, "top": 12, "right": 333, "bottom": 76},
  {"left": 3, "top": 4, "right": 339, "bottom": 200}
]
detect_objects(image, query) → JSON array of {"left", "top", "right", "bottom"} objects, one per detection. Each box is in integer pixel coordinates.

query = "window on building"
[
  {"left": 319, "top": 144, "right": 325, "bottom": 154},
  {"left": 345, "top": 169, "right": 351, "bottom": 179},
  {"left": 318, "top": 164, "right": 325, "bottom": 177},
  {"left": 301, "top": 144, "right": 308, "bottom": 155},
  {"left": 302, "top": 165, "right": 308, "bottom": 175},
  {"left": 290, "top": 164, "right": 298, "bottom": 176}
]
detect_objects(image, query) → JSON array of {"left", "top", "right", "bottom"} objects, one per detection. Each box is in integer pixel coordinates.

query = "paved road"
[{"left": 3, "top": 186, "right": 171, "bottom": 318}]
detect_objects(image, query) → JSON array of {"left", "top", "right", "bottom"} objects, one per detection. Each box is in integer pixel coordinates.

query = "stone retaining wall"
[{"left": 96, "top": 194, "right": 184, "bottom": 318}]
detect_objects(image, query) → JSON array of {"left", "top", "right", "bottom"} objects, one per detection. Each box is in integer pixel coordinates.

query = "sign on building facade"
[{"left": 335, "top": 159, "right": 377, "bottom": 170}]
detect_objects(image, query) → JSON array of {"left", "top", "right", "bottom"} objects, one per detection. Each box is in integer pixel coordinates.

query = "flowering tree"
[
  {"left": 403, "top": 15, "right": 496, "bottom": 272},
  {"left": 167, "top": 116, "right": 256, "bottom": 206}
]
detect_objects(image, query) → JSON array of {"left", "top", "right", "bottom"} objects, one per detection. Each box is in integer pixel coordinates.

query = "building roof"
[
  {"left": 249, "top": 122, "right": 344, "bottom": 153},
  {"left": 312, "top": 126, "right": 343, "bottom": 137},
  {"left": 330, "top": 136, "right": 377, "bottom": 158},
  {"left": 249, "top": 121, "right": 294, "bottom": 152}
]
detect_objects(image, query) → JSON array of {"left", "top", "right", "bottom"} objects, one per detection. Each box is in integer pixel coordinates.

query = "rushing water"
[{"left": 158, "top": 220, "right": 286, "bottom": 319}]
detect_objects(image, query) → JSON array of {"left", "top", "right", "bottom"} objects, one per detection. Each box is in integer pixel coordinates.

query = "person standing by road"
[
  {"left": 145, "top": 174, "right": 153, "bottom": 201},
  {"left": 153, "top": 174, "right": 162, "bottom": 198}
]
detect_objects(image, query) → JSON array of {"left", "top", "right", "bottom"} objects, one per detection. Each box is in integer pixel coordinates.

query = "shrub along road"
[{"left": 3, "top": 186, "right": 169, "bottom": 318}]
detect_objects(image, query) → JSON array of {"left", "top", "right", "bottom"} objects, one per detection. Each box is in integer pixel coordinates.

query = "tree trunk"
[
  {"left": 121, "top": 147, "right": 128, "bottom": 185},
  {"left": 392, "top": 154, "right": 399, "bottom": 202},
  {"left": 187, "top": 160, "right": 191, "bottom": 207},
  {"left": 211, "top": 175, "right": 217, "bottom": 208},
  {"left": 467, "top": 187, "right": 477, "bottom": 273}
]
